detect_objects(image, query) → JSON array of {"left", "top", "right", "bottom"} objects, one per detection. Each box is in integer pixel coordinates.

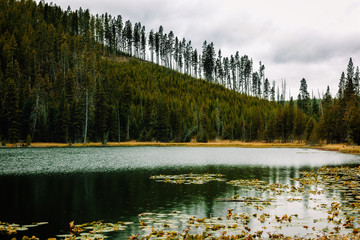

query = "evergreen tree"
[
  {"left": 123, "top": 20, "right": 132, "bottom": 55},
  {"left": 169, "top": 103, "right": 181, "bottom": 141},
  {"left": 57, "top": 92, "right": 70, "bottom": 143},
  {"left": 354, "top": 66, "right": 360, "bottom": 95},
  {"left": 215, "top": 50, "right": 223, "bottom": 85},
  {"left": 133, "top": 22, "right": 141, "bottom": 58},
  {"left": 311, "top": 97, "right": 319, "bottom": 120},
  {"left": 344, "top": 58, "right": 355, "bottom": 101},
  {"left": 192, "top": 49, "right": 198, "bottom": 78},
  {"left": 349, "top": 101, "right": 360, "bottom": 145},
  {"left": 154, "top": 32, "right": 160, "bottom": 64},
  {"left": 338, "top": 72, "right": 345, "bottom": 99},
  {"left": 304, "top": 117, "right": 316, "bottom": 143},
  {"left": 167, "top": 31, "right": 174, "bottom": 69},
  {"left": 197, "top": 105, "right": 209, "bottom": 142},
  {"left": 223, "top": 57, "right": 230, "bottom": 88},
  {"left": 263, "top": 78, "right": 270, "bottom": 100},
  {"left": 120, "top": 76, "right": 132, "bottom": 141},
  {"left": 297, "top": 78, "right": 310, "bottom": 114},
  {"left": 294, "top": 109, "right": 306, "bottom": 141},
  {"left": 3, "top": 78, "right": 21, "bottom": 142},
  {"left": 148, "top": 30, "right": 155, "bottom": 62},
  {"left": 252, "top": 72, "right": 259, "bottom": 97},
  {"left": 202, "top": 42, "right": 215, "bottom": 82},
  {"left": 322, "top": 86, "right": 332, "bottom": 108},
  {"left": 230, "top": 55, "right": 236, "bottom": 90},
  {"left": 116, "top": 15, "right": 123, "bottom": 51},
  {"left": 270, "top": 81, "right": 276, "bottom": 102},
  {"left": 95, "top": 82, "right": 109, "bottom": 143},
  {"left": 154, "top": 97, "right": 170, "bottom": 142},
  {"left": 140, "top": 26, "right": 146, "bottom": 60},
  {"left": 286, "top": 97, "right": 295, "bottom": 141}
]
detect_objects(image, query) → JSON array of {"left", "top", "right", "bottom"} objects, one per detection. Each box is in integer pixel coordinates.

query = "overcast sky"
[{"left": 47, "top": 0, "right": 360, "bottom": 98}]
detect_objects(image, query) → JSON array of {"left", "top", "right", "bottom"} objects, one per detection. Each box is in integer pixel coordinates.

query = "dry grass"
[
  {"left": 316, "top": 144, "right": 360, "bottom": 154},
  {"left": 4, "top": 140, "right": 306, "bottom": 148},
  {"left": 4, "top": 141, "right": 360, "bottom": 154}
]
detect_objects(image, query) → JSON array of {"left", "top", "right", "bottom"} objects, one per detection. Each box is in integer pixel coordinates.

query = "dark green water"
[{"left": 0, "top": 147, "right": 359, "bottom": 239}]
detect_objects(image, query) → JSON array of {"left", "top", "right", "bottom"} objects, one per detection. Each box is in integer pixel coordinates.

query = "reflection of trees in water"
[{"left": 1, "top": 163, "right": 359, "bottom": 238}]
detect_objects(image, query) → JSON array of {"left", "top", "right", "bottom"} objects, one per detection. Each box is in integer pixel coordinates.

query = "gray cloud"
[{"left": 272, "top": 33, "right": 360, "bottom": 64}]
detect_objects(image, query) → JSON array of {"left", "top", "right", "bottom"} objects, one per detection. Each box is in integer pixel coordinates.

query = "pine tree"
[
  {"left": 95, "top": 82, "right": 109, "bottom": 143},
  {"left": 286, "top": 97, "right": 295, "bottom": 141},
  {"left": 263, "top": 78, "right": 270, "bottom": 100},
  {"left": 155, "top": 32, "right": 160, "bottom": 64},
  {"left": 192, "top": 49, "right": 198, "bottom": 78},
  {"left": 338, "top": 72, "right": 345, "bottom": 99},
  {"left": 140, "top": 26, "right": 146, "bottom": 60},
  {"left": 215, "top": 50, "right": 223, "bottom": 85},
  {"left": 148, "top": 30, "right": 155, "bottom": 62},
  {"left": 3, "top": 78, "right": 21, "bottom": 142},
  {"left": 305, "top": 118, "right": 316, "bottom": 143},
  {"left": 294, "top": 109, "right": 306, "bottom": 142},
  {"left": 169, "top": 103, "right": 181, "bottom": 141},
  {"left": 270, "top": 81, "right": 276, "bottom": 102},
  {"left": 116, "top": 15, "right": 123, "bottom": 51},
  {"left": 154, "top": 96, "right": 170, "bottom": 142},
  {"left": 354, "top": 66, "right": 360, "bottom": 96},
  {"left": 349, "top": 101, "right": 360, "bottom": 145},
  {"left": 104, "top": 13, "right": 111, "bottom": 50},
  {"left": 202, "top": 42, "right": 215, "bottom": 82},
  {"left": 298, "top": 78, "right": 310, "bottom": 114},
  {"left": 252, "top": 72, "right": 259, "bottom": 97},
  {"left": 197, "top": 106, "right": 209, "bottom": 142},
  {"left": 57, "top": 91, "right": 70, "bottom": 143},
  {"left": 133, "top": 22, "right": 141, "bottom": 58},
  {"left": 69, "top": 99, "right": 82, "bottom": 142},
  {"left": 120, "top": 76, "right": 132, "bottom": 141},
  {"left": 311, "top": 97, "right": 319, "bottom": 120},
  {"left": 230, "top": 55, "right": 236, "bottom": 90},
  {"left": 322, "top": 86, "right": 332, "bottom": 108},
  {"left": 123, "top": 20, "right": 132, "bottom": 55},
  {"left": 344, "top": 58, "right": 355, "bottom": 101},
  {"left": 173, "top": 37, "right": 179, "bottom": 70}
]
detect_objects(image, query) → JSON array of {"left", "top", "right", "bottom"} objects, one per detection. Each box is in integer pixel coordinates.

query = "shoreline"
[{"left": 3, "top": 141, "right": 360, "bottom": 154}]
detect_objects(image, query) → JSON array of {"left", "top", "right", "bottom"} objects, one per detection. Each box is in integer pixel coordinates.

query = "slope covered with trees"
[{"left": 0, "top": 0, "right": 359, "bottom": 145}]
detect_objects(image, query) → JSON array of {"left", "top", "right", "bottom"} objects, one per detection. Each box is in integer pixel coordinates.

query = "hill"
[{"left": 0, "top": 0, "right": 321, "bottom": 144}]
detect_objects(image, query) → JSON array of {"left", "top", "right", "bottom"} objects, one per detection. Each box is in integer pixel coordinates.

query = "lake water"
[{"left": 0, "top": 147, "right": 359, "bottom": 239}]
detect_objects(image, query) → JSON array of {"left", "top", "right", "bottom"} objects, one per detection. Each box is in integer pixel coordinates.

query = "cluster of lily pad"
[
  {"left": 55, "top": 220, "right": 133, "bottom": 239},
  {"left": 129, "top": 207, "right": 360, "bottom": 239},
  {"left": 226, "top": 179, "right": 309, "bottom": 197},
  {"left": 138, "top": 167, "right": 360, "bottom": 239},
  {"left": 149, "top": 173, "right": 225, "bottom": 184},
  {"left": 133, "top": 210, "right": 264, "bottom": 239},
  {"left": 0, "top": 221, "right": 49, "bottom": 240}
]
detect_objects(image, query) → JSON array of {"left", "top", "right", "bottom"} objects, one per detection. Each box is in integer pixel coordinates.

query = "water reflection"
[{"left": 0, "top": 148, "right": 359, "bottom": 238}]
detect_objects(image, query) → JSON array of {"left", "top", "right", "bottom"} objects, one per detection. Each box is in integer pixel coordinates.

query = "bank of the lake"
[{"left": 3, "top": 141, "right": 360, "bottom": 155}]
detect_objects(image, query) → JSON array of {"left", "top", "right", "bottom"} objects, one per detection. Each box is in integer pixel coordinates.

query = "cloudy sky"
[{"left": 48, "top": 0, "right": 360, "bottom": 98}]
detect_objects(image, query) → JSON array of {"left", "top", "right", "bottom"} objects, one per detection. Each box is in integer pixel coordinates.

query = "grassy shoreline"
[{"left": 3, "top": 141, "right": 360, "bottom": 154}]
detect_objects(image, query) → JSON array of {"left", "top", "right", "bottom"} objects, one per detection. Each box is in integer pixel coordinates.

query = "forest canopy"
[{"left": 1, "top": 0, "right": 360, "bottom": 145}]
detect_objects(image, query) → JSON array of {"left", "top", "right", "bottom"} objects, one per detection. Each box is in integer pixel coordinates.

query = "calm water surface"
[{"left": 0, "top": 147, "right": 359, "bottom": 239}]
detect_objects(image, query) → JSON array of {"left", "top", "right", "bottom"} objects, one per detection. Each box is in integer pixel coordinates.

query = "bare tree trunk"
[
  {"left": 126, "top": 115, "right": 130, "bottom": 141},
  {"left": 117, "top": 108, "right": 121, "bottom": 142},
  {"left": 83, "top": 89, "right": 88, "bottom": 144}
]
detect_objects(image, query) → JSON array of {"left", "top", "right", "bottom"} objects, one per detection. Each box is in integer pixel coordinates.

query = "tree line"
[
  {"left": 1, "top": 0, "right": 360, "bottom": 145},
  {"left": 31, "top": 0, "right": 274, "bottom": 98}
]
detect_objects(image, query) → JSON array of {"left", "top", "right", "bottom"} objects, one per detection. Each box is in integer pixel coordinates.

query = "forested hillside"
[{"left": 0, "top": 0, "right": 359, "bottom": 145}]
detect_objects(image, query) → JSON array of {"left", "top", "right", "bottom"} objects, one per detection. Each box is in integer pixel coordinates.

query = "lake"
[{"left": 0, "top": 147, "right": 359, "bottom": 239}]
